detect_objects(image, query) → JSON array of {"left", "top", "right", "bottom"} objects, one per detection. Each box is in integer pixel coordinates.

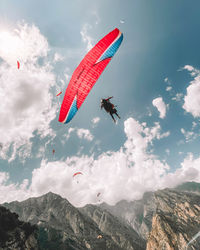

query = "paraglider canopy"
[
  {"left": 56, "top": 91, "right": 62, "bottom": 97},
  {"left": 58, "top": 28, "right": 123, "bottom": 124},
  {"left": 17, "top": 61, "right": 20, "bottom": 69},
  {"left": 73, "top": 172, "right": 83, "bottom": 177}
]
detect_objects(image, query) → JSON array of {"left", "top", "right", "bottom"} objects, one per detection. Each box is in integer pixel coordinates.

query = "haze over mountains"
[{"left": 1, "top": 182, "right": 200, "bottom": 250}]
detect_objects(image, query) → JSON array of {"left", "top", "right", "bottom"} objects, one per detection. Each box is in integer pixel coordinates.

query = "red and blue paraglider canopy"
[{"left": 58, "top": 28, "right": 123, "bottom": 124}]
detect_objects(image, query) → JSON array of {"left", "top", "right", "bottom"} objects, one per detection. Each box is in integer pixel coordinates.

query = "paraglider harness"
[{"left": 101, "top": 97, "right": 120, "bottom": 122}]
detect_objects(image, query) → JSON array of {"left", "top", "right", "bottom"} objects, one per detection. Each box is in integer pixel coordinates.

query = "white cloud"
[
  {"left": 91, "top": 10, "right": 101, "bottom": 25},
  {"left": 180, "top": 128, "right": 197, "bottom": 143},
  {"left": 54, "top": 53, "right": 64, "bottom": 62},
  {"left": 192, "top": 121, "right": 197, "bottom": 129},
  {"left": 143, "top": 122, "right": 170, "bottom": 142},
  {"left": 183, "top": 65, "right": 199, "bottom": 77},
  {"left": 166, "top": 86, "right": 172, "bottom": 92},
  {"left": 152, "top": 97, "right": 167, "bottom": 118},
  {"left": 80, "top": 24, "right": 94, "bottom": 52},
  {"left": 27, "top": 118, "right": 171, "bottom": 206},
  {"left": 164, "top": 77, "right": 169, "bottom": 83},
  {"left": 172, "top": 93, "right": 183, "bottom": 102},
  {"left": 0, "top": 116, "right": 199, "bottom": 206},
  {"left": 92, "top": 117, "right": 100, "bottom": 126},
  {"left": 165, "top": 149, "right": 170, "bottom": 155},
  {"left": 0, "top": 172, "right": 30, "bottom": 203},
  {"left": 0, "top": 23, "right": 57, "bottom": 160},
  {"left": 65, "top": 127, "right": 93, "bottom": 141},
  {"left": 76, "top": 128, "right": 94, "bottom": 141},
  {"left": 183, "top": 67, "right": 200, "bottom": 117}
]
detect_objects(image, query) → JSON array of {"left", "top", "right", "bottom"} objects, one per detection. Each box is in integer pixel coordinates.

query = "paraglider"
[
  {"left": 73, "top": 172, "right": 83, "bottom": 184},
  {"left": 52, "top": 149, "right": 55, "bottom": 155},
  {"left": 73, "top": 172, "right": 83, "bottom": 178},
  {"left": 58, "top": 28, "right": 123, "bottom": 124},
  {"left": 101, "top": 97, "right": 120, "bottom": 123},
  {"left": 97, "top": 192, "right": 101, "bottom": 197},
  {"left": 56, "top": 91, "right": 62, "bottom": 97},
  {"left": 17, "top": 61, "right": 20, "bottom": 69}
]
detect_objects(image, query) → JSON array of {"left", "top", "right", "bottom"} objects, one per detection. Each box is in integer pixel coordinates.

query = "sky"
[{"left": 0, "top": 0, "right": 200, "bottom": 206}]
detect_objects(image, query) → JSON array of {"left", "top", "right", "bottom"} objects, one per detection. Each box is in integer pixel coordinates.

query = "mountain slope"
[
  {"left": 99, "top": 183, "right": 200, "bottom": 249},
  {"left": 80, "top": 204, "right": 146, "bottom": 250},
  {"left": 146, "top": 189, "right": 200, "bottom": 249},
  {"left": 0, "top": 205, "right": 37, "bottom": 250},
  {"left": 3, "top": 192, "right": 144, "bottom": 250},
  {"left": 3, "top": 182, "right": 200, "bottom": 249}
]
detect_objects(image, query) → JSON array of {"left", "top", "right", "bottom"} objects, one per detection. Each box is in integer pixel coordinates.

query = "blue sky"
[{"left": 0, "top": 0, "right": 200, "bottom": 206}]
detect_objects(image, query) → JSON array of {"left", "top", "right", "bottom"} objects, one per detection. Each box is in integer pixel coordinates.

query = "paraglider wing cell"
[{"left": 59, "top": 28, "right": 123, "bottom": 124}]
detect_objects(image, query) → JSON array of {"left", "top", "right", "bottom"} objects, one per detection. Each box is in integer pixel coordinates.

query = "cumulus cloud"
[
  {"left": 172, "top": 93, "right": 183, "bottom": 102},
  {"left": 76, "top": 128, "right": 94, "bottom": 141},
  {"left": 152, "top": 97, "right": 167, "bottom": 118},
  {"left": 180, "top": 128, "right": 198, "bottom": 143},
  {"left": 183, "top": 65, "right": 199, "bottom": 77},
  {"left": 0, "top": 172, "right": 30, "bottom": 203},
  {"left": 92, "top": 117, "right": 100, "bottom": 126},
  {"left": 161, "top": 153, "right": 200, "bottom": 188},
  {"left": 0, "top": 23, "right": 57, "bottom": 160},
  {"left": 164, "top": 77, "right": 169, "bottom": 83},
  {"left": 0, "top": 117, "right": 175, "bottom": 206},
  {"left": 183, "top": 66, "right": 200, "bottom": 117},
  {"left": 80, "top": 24, "right": 94, "bottom": 52},
  {"left": 65, "top": 127, "right": 93, "bottom": 141},
  {"left": 54, "top": 53, "right": 64, "bottom": 62},
  {"left": 166, "top": 86, "right": 172, "bottom": 92}
]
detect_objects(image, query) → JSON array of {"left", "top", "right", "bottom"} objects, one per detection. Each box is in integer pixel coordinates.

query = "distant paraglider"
[
  {"left": 73, "top": 172, "right": 83, "bottom": 184},
  {"left": 56, "top": 91, "right": 62, "bottom": 97},
  {"left": 73, "top": 172, "right": 83, "bottom": 178},
  {"left": 58, "top": 28, "right": 123, "bottom": 124},
  {"left": 17, "top": 61, "right": 20, "bottom": 69},
  {"left": 52, "top": 149, "right": 55, "bottom": 155}
]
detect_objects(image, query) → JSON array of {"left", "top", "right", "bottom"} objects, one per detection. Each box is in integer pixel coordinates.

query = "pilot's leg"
[
  {"left": 113, "top": 109, "right": 120, "bottom": 119},
  {"left": 110, "top": 112, "right": 116, "bottom": 123},
  {"left": 115, "top": 112, "right": 120, "bottom": 119}
]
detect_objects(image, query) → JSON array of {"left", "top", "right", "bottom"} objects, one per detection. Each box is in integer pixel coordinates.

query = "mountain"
[
  {"left": 3, "top": 192, "right": 144, "bottom": 250},
  {"left": 79, "top": 204, "right": 146, "bottom": 250},
  {"left": 176, "top": 181, "right": 200, "bottom": 193},
  {"left": 0, "top": 205, "right": 37, "bottom": 249},
  {"left": 99, "top": 191, "right": 156, "bottom": 239},
  {"left": 100, "top": 183, "right": 200, "bottom": 249},
  {"left": 2, "top": 182, "right": 200, "bottom": 249}
]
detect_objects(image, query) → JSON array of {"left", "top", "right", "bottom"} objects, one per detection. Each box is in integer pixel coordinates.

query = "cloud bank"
[
  {"left": 0, "top": 116, "right": 198, "bottom": 207},
  {"left": 0, "top": 23, "right": 57, "bottom": 160}
]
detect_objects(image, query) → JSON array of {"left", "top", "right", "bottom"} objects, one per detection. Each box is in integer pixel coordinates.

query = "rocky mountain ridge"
[
  {"left": 1, "top": 182, "right": 200, "bottom": 250},
  {"left": 3, "top": 192, "right": 145, "bottom": 250}
]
